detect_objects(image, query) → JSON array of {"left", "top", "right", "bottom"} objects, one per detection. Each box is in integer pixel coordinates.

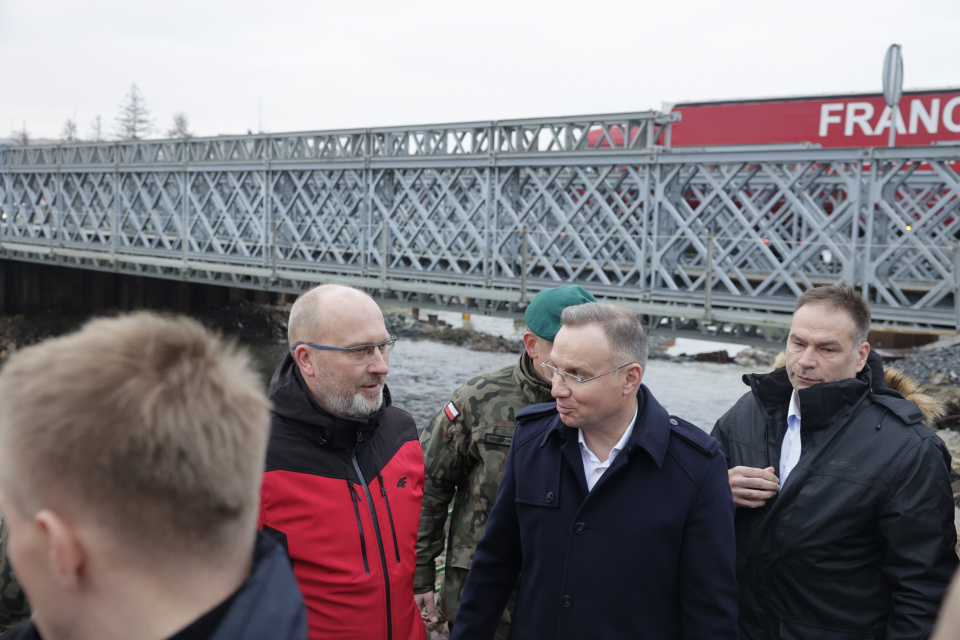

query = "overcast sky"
[{"left": 1, "top": 0, "right": 957, "bottom": 141}]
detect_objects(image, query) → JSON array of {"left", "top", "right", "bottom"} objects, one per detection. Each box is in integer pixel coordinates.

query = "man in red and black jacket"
[{"left": 259, "top": 284, "right": 427, "bottom": 640}]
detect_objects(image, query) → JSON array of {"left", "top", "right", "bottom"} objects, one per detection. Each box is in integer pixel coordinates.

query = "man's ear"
[
  {"left": 292, "top": 345, "right": 315, "bottom": 378},
  {"left": 855, "top": 342, "right": 870, "bottom": 372},
  {"left": 622, "top": 363, "right": 643, "bottom": 394},
  {"left": 35, "top": 510, "right": 85, "bottom": 591},
  {"left": 522, "top": 332, "right": 540, "bottom": 361}
]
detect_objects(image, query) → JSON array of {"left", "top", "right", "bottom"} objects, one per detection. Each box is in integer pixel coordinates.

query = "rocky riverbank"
[
  {"left": 0, "top": 305, "right": 524, "bottom": 364},
  {"left": 0, "top": 304, "right": 294, "bottom": 360},
  {"left": 385, "top": 312, "right": 517, "bottom": 352},
  {"left": 888, "top": 344, "right": 960, "bottom": 478},
  {"left": 889, "top": 344, "right": 960, "bottom": 430}
]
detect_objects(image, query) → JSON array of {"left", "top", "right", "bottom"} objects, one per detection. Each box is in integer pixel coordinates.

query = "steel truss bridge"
[{"left": 1, "top": 111, "right": 959, "bottom": 343}]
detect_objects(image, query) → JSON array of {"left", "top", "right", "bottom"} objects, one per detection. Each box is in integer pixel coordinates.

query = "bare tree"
[
  {"left": 167, "top": 112, "right": 192, "bottom": 139},
  {"left": 11, "top": 121, "right": 29, "bottom": 145},
  {"left": 61, "top": 118, "right": 78, "bottom": 143},
  {"left": 89, "top": 114, "right": 104, "bottom": 142},
  {"left": 114, "top": 83, "right": 154, "bottom": 140}
]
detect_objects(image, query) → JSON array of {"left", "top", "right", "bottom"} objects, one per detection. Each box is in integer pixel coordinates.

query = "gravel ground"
[{"left": 889, "top": 343, "right": 960, "bottom": 386}]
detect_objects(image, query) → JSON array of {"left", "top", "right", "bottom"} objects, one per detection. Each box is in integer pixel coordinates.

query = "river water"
[{"left": 245, "top": 311, "right": 756, "bottom": 433}]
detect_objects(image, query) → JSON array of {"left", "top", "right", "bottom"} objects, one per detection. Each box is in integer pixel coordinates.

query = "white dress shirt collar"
[
  {"left": 578, "top": 407, "right": 638, "bottom": 492},
  {"left": 780, "top": 390, "right": 802, "bottom": 485}
]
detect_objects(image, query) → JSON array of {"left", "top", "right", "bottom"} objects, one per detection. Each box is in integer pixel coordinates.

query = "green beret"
[{"left": 525, "top": 285, "right": 597, "bottom": 341}]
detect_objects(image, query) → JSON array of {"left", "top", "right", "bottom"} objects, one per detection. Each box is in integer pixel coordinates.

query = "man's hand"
[
  {"left": 728, "top": 466, "right": 780, "bottom": 508},
  {"left": 415, "top": 590, "right": 440, "bottom": 631}
]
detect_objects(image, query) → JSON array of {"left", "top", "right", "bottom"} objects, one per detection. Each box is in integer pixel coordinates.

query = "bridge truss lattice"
[{"left": 1, "top": 110, "right": 959, "bottom": 342}]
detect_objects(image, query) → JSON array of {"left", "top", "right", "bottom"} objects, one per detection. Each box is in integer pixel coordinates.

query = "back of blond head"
[{"left": 0, "top": 312, "right": 270, "bottom": 561}]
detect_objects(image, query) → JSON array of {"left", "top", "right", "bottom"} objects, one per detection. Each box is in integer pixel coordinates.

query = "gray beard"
[{"left": 315, "top": 383, "right": 383, "bottom": 419}]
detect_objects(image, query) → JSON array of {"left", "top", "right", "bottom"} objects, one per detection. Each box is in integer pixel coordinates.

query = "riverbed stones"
[
  {"left": 385, "top": 311, "right": 518, "bottom": 352},
  {"left": 892, "top": 344, "right": 960, "bottom": 431},
  {"left": 734, "top": 347, "right": 780, "bottom": 368},
  {"left": 893, "top": 344, "right": 960, "bottom": 387},
  {"left": 694, "top": 350, "right": 735, "bottom": 364}
]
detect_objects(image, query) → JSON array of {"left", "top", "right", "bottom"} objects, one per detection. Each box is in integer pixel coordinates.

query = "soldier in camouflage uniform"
[
  {"left": 0, "top": 513, "right": 30, "bottom": 634},
  {"left": 414, "top": 286, "right": 596, "bottom": 639}
]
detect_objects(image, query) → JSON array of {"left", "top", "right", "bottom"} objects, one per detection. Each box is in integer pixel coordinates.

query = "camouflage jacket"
[{"left": 414, "top": 352, "right": 552, "bottom": 619}]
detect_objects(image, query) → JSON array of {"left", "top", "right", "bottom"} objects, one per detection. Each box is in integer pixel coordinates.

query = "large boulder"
[
  {"left": 694, "top": 350, "right": 734, "bottom": 364},
  {"left": 734, "top": 347, "right": 779, "bottom": 369}
]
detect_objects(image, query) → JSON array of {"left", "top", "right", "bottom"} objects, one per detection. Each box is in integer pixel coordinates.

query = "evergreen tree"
[
  {"left": 167, "top": 112, "right": 192, "bottom": 139},
  {"left": 11, "top": 122, "right": 29, "bottom": 146},
  {"left": 89, "top": 114, "right": 104, "bottom": 142},
  {"left": 114, "top": 83, "right": 154, "bottom": 140},
  {"left": 61, "top": 118, "right": 78, "bottom": 142}
]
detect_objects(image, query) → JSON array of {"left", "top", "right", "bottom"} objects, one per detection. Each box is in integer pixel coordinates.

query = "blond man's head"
[{"left": 0, "top": 312, "right": 270, "bottom": 565}]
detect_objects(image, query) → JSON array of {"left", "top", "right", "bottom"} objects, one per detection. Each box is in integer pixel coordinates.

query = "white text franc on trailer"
[{"left": 819, "top": 97, "right": 960, "bottom": 137}]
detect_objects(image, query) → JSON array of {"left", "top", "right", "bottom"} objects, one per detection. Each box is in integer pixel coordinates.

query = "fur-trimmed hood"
[{"left": 770, "top": 351, "right": 945, "bottom": 426}]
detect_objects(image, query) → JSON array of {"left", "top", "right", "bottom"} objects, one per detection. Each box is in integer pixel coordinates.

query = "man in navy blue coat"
[{"left": 450, "top": 302, "right": 738, "bottom": 640}]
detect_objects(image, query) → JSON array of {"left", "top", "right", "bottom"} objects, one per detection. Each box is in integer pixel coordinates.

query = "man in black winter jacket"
[
  {"left": 0, "top": 313, "right": 307, "bottom": 640},
  {"left": 711, "top": 286, "right": 957, "bottom": 640}
]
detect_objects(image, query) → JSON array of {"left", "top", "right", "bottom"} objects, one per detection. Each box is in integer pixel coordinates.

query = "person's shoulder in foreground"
[{"left": 0, "top": 312, "right": 306, "bottom": 640}]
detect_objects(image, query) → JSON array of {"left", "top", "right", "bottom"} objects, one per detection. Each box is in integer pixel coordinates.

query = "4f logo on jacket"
[{"left": 397, "top": 477, "right": 408, "bottom": 488}]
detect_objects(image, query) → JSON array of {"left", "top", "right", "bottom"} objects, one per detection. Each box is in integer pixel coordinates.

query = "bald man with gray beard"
[{"left": 259, "top": 284, "right": 427, "bottom": 640}]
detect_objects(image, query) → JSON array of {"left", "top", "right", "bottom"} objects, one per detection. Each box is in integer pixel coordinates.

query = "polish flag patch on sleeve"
[{"left": 444, "top": 402, "right": 461, "bottom": 421}]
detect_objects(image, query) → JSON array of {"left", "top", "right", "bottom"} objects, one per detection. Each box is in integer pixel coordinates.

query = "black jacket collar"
[
  {"left": 267, "top": 352, "right": 389, "bottom": 452},
  {"left": 3, "top": 533, "right": 306, "bottom": 640},
  {"left": 746, "top": 351, "right": 900, "bottom": 432},
  {"left": 541, "top": 384, "right": 672, "bottom": 468}
]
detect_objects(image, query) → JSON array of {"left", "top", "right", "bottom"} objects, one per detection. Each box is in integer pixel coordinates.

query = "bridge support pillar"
[
  {"left": 201, "top": 284, "right": 230, "bottom": 311},
  {"left": 19, "top": 263, "right": 41, "bottom": 314},
  {"left": 50, "top": 268, "right": 84, "bottom": 311},
  {"left": 86, "top": 271, "right": 112, "bottom": 314},
  {"left": 120, "top": 276, "right": 145, "bottom": 310},
  {"left": 173, "top": 280, "right": 191, "bottom": 311}
]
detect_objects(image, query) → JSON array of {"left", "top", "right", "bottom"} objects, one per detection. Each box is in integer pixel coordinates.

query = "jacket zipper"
[
  {"left": 353, "top": 435, "right": 393, "bottom": 640},
  {"left": 377, "top": 472, "right": 402, "bottom": 563},
  {"left": 346, "top": 479, "right": 370, "bottom": 574}
]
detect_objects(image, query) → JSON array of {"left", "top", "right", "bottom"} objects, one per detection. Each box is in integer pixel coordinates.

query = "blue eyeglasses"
[{"left": 292, "top": 337, "right": 398, "bottom": 364}]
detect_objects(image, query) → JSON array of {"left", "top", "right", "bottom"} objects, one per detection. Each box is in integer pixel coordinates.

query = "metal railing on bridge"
[{"left": 1, "top": 110, "right": 959, "bottom": 341}]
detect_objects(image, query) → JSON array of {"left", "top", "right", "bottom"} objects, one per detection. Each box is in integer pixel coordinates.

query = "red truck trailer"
[{"left": 668, "top": 89, "right": 960, "bottom": 148}]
